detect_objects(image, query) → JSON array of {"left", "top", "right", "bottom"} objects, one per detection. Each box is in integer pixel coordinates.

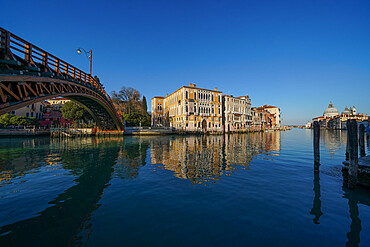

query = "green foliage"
[
  {"left": 142, "top": 96, "right": 147, "bottom": 113},
  {"left": 111, "top": 86, "right": 151, "bottom": 127},
  {"left": 61, "top": 101, "right": 92, "bottom": 122},
  {"left": 0, "top": 113, "right": 14, "bottom": 127},
  {"left": 9, "top": 116, "right": 39, "bottom": 126},
  {"left": 122, "top": 112, "right": 151, "bottom": 127},
  {"left": 0, "top": 114, "right": 39, "bottom": 127}
]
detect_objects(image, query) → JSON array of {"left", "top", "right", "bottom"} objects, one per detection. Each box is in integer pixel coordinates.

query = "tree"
[
  {"left": 122, "top": 112, "right": 151, "bottom": 127},
  {"left": 61, "top": 101, "right": 92, "bottom": 122},
  {"left": 9, "top": 116, "right": 39, "bottom": 126},
  {"left": 142, "top": 96, "right": 148, "bottom": 114},
  {"left": 111, "top": 86, "right": 142, "bottom": 114},
  {"left": 0, "top": 113, "right": 14, "bottom": 127},
  {"left": 111, "top": 87, "right": 151, "bottom": 126}
]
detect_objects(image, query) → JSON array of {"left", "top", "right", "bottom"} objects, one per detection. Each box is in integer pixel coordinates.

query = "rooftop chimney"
[{"left": 214, "top": 87, "right": 218, "bottom": 91}]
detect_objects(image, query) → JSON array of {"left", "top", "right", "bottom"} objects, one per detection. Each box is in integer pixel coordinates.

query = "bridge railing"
[{"left": 0, "top": 27, "right": 109, "bottom": 99}]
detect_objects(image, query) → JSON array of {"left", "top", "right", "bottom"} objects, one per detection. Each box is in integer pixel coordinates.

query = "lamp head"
[{"left": 77, "top": 48, "right": 82, "bottom": 54}]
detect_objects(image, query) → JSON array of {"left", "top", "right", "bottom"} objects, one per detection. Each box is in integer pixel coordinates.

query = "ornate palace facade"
[
  {"left": 222, "top": 95, "right": 252, "bottom": 132},
  {"left": 152, "top": 83, "right": 281, "bottom": 132},
  {"left": 151, "top": 83, "right": 223, "bottom": 131}
]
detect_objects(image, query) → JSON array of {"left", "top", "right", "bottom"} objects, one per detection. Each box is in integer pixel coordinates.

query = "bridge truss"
[{"left": 0, "top": 27, "right": 123, "bottom": 131}]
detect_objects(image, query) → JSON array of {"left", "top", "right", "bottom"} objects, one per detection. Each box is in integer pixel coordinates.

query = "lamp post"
[{"left": 77, "top": 48, "right": 92, "bottom": 75}]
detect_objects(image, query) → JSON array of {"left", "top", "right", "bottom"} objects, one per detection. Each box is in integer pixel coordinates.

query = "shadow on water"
[{"left": 0, "top": 137, "right": 149, "bottom": 246}]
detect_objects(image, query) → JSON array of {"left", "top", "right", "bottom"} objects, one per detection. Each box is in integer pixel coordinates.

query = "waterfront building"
[
  {"left": 151, "top": 96, "right": 165, "bottom": 126},
  {"left": 312, "top": 102, "right": 369, "bottom": 129},
  {"left": 8, "top": 102, "right": 47, "bottom": 120},
  {"left": 46, "top": 97, "right": 71, "bottom": 109},
  {"left": 222, "top": 94, "right": 252, "bottom": 132},
  {"left": 328, "top": 106, "right": 368, "bottom": 129},
  {"left": 251, "top": 105, "right": 281, "bottom": 130},
  {"left": 251, "top": 107, "right": 266, "bottom": 130},
  {"left": 258, "top": 105, "right": 281, "bottom": 127},
  {"left": 39, "top": 109, "right": 71, "bottom": 127},
  {"left": 323, "top": 102, "right": 340, "bottom": 118},
  {"left": 151, "top": 83, "right": 223, "bottom": 131}
]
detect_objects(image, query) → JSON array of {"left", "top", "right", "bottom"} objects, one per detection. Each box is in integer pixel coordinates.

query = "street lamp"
[{"left": 76, "top": 47, "right": 92, "bottom": 75}]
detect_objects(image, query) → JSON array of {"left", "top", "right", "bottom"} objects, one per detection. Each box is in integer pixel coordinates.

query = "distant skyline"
[{"left": 1, "top": 0, "right": 369, "bottom": 125}]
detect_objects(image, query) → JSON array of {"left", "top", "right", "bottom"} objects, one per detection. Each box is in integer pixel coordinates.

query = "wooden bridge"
[{"left": 0, "top": 27, "right": 123, "bottom": 131}]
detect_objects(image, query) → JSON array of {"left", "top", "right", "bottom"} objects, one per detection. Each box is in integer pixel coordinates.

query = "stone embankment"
[
  {"left": 0, "top": 128, "right": 49, "bottom": 136},
  {"left": 0, "top": 126, "right": 291, "bottom": 137}
]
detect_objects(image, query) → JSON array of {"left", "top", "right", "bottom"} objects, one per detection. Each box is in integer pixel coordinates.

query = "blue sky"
[{"left": 1, "top": 0, "right": 369, "bottom": 124}]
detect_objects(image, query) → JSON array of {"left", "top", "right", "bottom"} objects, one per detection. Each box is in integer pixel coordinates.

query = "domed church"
[
  {"left": 323, "top": 102, "right": 339, "bottom": 118},
  {"left": 312, "top": 102, "right": 368, "bottom": 129}
]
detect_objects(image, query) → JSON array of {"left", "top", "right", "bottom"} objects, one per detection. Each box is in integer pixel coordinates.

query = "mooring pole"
[
  {"left": 313, "top": 121, "right": 320, "bottom": 172},
  {"left": 348, "top": 119, "right": 358, "bottom": 189},
  {"left": 345, "top": 123, "right": 350, "bottom": 161},
  {"left": 359, "top": 124, "right": 365, "bottom": 157}
]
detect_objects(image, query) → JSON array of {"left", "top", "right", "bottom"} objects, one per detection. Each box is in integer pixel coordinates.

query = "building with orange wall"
[{"left": 151, "top": 83, "right": 223, "bottom": 131}]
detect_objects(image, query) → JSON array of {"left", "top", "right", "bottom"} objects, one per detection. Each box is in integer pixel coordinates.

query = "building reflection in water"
[
  {"left": 319, "top": 129, "right": 347, "bottom": 157},
  {"left": 150, "top": 131, "right": 281, "bottom": 184}
]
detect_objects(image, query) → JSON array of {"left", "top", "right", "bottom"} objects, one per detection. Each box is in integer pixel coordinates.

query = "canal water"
[{"left": 0, "top": 129, "right": 369, "bottom": 246}]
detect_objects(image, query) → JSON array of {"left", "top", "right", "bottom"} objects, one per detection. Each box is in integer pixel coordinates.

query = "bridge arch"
[{"left": 0, "top": 27, "right": 123, "bottom": 130}]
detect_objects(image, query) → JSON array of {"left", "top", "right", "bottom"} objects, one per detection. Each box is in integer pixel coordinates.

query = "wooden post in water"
[
  {"left": 359, "top": 124, "right": 365, "bottom": 157},
  {"left": 345, "top": 123, "right": 350, "bottom": 161},
  {"left": 348, "top": 119, "right": 358, "bottom": 189},
  {"left": 313, "top": 121, "right": 320, "bottom": 172}
]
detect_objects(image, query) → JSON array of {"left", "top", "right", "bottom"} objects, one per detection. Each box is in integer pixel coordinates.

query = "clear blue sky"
[{"left": 1, "top": 0, "right": 369, "bottom": 125}]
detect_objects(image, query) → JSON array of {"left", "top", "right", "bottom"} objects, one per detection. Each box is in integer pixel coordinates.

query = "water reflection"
[
  {"left": 0, "top": 130, "right": 368, "bottom": 246},
  {"left": 0, "top": 137, "right": 149, "bottom": 246},
  {"left": 113, "top": 137, "right": 149, "bottom": 180},
  {"left": 0, "top": 138, "right": 51, "bottom": 186},
  {"left": 342, "top": 186, "right": 370, "bottom": 247},
  {"left": 320, "top": 130, "right": 347, "bottom": 157},
  {"left": 150, "top": 132, "right": 281, "bottom": 184},
  {"left": 308, "top": 129, "right": 369, "bottom": 247},
  {"left": 310, "top": 172, "right": 323, "bottom": 224}
]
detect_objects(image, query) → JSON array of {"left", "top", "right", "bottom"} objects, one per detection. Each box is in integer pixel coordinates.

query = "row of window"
[
  {"left": 25, "top": 112, "right": 43, "bottom": 119},
  {"left": 225, "top": 97, "right": 251, "bottom": 104},
  {"left": 183, "top": 122, "right": 220, "bottom": 128},
  {"left": 173, "top": 116, "right": 222, "bottom": 122},
  {"left": 173, "top": 90, "right": 222, "bottom": 102},
  {"left": 26, "top": 104, "right": 43, "bottom": 111}
]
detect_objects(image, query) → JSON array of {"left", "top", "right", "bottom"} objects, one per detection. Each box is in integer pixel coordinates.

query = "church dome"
[
  {"left": 342, "top": 106, "right": 351, "bottom": 115},
  {"left": 323, "top": 102, "right": 339, "bottom": 117}
]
